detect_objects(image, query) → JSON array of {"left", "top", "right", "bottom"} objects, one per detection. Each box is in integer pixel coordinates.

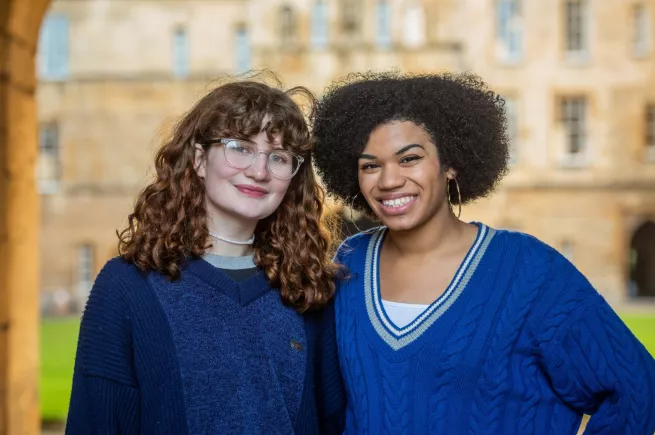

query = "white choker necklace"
[{"left": 208, "top": 231, "right": 255, "bottom": 245}]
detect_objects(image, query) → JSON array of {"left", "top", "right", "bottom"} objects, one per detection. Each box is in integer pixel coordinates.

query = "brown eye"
[
  {"left": 360, "top": 163, "right": 379, "bottom": 171},
  {"left": 399, "top": 155, "right": 423, "bottom": 164}
]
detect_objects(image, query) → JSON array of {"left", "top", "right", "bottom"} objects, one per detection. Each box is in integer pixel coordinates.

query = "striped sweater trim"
[{"left": 364, "top": 223, "right": 496, "bottom": 350}]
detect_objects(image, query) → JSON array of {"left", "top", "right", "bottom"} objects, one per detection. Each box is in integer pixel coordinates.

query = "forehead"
[
  {"left": 236, "top": 131, "right": 284, "bottom": 151},
  {"left": 225, "top": 114, "right": 282, "bottom": 141},
  {"left": 364, "top": 121, "right": 433, "bottom": 152},
  {"left": 257, "top": 115, "right": 282, "bottom": 140}
]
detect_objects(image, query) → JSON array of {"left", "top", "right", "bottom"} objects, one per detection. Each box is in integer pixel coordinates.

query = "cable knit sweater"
[{"left": 334, "top": 224, "right": 655, "bottom": 435}]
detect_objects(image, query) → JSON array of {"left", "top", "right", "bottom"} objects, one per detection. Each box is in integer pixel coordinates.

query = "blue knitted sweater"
[
  {"left": 335, "top": 224, "right": 655, "bottom": 435},
  {"left": 66, "top": 257, "right": 345, "bottom": 434}
]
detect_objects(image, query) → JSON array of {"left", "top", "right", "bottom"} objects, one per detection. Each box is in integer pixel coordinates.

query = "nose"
[
  {"left": 244, "top": 152, "right": 270, "bottom": 181},
  {"left": 377, "top": 164, "right": 405, "bottom": 191}
]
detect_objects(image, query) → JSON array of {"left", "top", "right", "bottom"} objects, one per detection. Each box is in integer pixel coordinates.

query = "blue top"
[
  {"left": 66, "top": 256, "right": 345, "bottom": 434},
  {"left": 334, "top": 224, "right": 655, "bottom": 435}
]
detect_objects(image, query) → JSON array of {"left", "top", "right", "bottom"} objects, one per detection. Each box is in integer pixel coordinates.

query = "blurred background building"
[
  {"left": 0, "top": 0, "right": 638, "bottom": 432},
  {"left": 37, "top": 0, "right": 655, "bottom": 315}
]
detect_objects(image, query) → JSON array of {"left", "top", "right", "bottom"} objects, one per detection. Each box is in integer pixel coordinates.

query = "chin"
[
  {"left": 385, "top": 223, "right": 417, "bottom": 232},
  {"left": 225, "top": 204, "right": 276, "bottom": 222},
  {"left": 242, "top": 210, "right": 277, "bottom": 221},
  {"left": 236, "top": 196, "right": 284, "bottom": 217},
  {"left": 379, "top": 216, "right": 419, "bottom": 232}
]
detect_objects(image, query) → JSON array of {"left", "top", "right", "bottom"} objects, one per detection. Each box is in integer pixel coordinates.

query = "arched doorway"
[
  {"left": 629, "top": 221, "right": 655, "bottom": 298},
  {"left": 1, "top": 0, "right": 51, "bottom": 433}
]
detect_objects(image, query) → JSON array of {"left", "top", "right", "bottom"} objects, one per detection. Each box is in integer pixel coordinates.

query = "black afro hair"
[{"left": 311, "top": 71, "right": 510, "bottom": 213}]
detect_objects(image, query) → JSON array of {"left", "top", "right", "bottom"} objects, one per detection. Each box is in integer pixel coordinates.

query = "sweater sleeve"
[
  {"left": 65, "top": 261, "right": 141, "bottom": 434},
  {"left": 315, "top": 300, "right": 347, "bottom": 434},
  {"left": 539, "top": 294, "right": 655, "bottom": 435}
]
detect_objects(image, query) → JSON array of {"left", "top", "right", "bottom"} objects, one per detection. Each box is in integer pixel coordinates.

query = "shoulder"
[
  {"left": 84, "top": 257, "right": 145, "bottom": 314},
  {"left": 505, "top": 229, "right": 586, "bottom": 284},
  {"left": 489, "top": 227, "right": 604, "bottom": 326},
  {"left": 334, "top": 226, "right": 385, "bottom": 266},
  {"left": 83, "top": 257, "right": 154, "bottom": 320},
  {"left": 76, "top": 258, "right": 149, "bottom": 383},
  {"left": 488, "top": 226, "right": 571, "bottom": 272},
  {"left": 485, "top": 225, "right": 597, "bottom": 300},
  {"left": 489, "top": 226, "right": 554, "bottom": 255},
  {"left": 97, "top": 256, "right": 148, "bottom": 284}
]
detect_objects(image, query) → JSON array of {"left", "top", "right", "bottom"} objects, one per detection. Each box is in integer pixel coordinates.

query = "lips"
[{"left": 234, "top": 184, "right": 269, "bottom": 198}]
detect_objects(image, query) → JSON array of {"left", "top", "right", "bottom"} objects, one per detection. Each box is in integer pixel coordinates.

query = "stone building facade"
[
  {"left": 0, "top": 0, "right": 653, "bottom": 431},
  {"left": 36, "top": 0, "right": 655, "bottom": 314}
]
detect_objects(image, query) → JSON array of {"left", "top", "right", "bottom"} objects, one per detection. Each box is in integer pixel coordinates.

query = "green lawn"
[
  {"left": 621, "top": 314, "right": 655, "bottom": 357},
  {"left": 40, "top": 313, "right": 655, "bottom": 422},
  {"left": 41, "top": 316, "right": 80, "bottom": 422}
]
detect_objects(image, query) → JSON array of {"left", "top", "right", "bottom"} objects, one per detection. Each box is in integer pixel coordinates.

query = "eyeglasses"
[{"left": 202, "top": 138, "right": 305, "bottom": 179}]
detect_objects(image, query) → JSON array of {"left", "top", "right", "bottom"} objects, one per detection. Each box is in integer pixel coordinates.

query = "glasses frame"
[{"left": 200, "top": 138, "right": 305, "bottom": 179}]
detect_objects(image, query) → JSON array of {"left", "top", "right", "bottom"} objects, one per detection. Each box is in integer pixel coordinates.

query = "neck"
[
  {"left": 385, "top": 207, "right": 470, "bottom": 257},
  {"left": 205, "top": 213, "right": 257, "bottom": 257},
  {"left": 205, "top": 239, "right": 254, "bottom": 257}
]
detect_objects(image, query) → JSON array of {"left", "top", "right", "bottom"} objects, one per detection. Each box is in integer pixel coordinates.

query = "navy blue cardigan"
[{"left": 66, "top": 257, "right": 345, "bottom": 434}]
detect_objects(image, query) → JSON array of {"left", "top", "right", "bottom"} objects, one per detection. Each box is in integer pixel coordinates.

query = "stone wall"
[{"left": 0, "top": 0, "right": 50, "bottom": 432}]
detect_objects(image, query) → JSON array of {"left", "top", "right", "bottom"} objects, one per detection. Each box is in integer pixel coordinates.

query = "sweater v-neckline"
[
  {"left": 365, "top": 223, "right": 496, "bottom": 351},
  {"left": 184, "top": 256, "right": 273, "bottom": 306}
]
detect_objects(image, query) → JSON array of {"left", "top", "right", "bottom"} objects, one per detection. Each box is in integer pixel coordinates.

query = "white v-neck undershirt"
[{"left": 381, "top": 299, "right": 430, "bottom": 328}]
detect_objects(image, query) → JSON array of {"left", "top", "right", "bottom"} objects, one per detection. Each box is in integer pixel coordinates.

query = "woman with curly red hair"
[{"left": 66, "top": 77, "right": 345, "bottom": 434}]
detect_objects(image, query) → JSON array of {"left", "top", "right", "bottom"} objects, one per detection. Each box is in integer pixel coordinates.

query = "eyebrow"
[
  {"left": 226, "top": 137, "right": 284, "bottom": 149},
  {"left": 220, "top": 137, "right": 255, "bottom": 144},
  {"left": 359, "top": 143, "right": 424, "bottom": 160}
]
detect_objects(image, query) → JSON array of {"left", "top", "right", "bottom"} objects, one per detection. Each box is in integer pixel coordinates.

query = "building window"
[
  {"left": 503, "top": 96, "right": 519, "bottom": 164},
  {"left": 633, "top": 4, "right": 652, "bottom": 57},
  {"left": 560, "top": 96, "right": 587, "bottom": 162},
  {"left": 235, "top": 24, "right": 251, "bottom": 73},
  {"left": 172, "top": 27, "right": 189, "bottom": 78},
  {"left": 76, "top": 244, "right": 95, "bottom": 303},
  {"left": 376, "top": 0, "right": 392, "bottom": 48},
  {"left": 38, "top": 14, "right": 70, "bottom": 80},
  {"left": 564, "top": 0, "right": 588, "bottom": 59},
  {"left": 341, "top": 0, "right": 361, "bottom": 36},
  {"left": 646, "top": 105, "right": 655, "bottom": 161},
  {"left": 37, "top": 121, "right": 60, "bottom": 194},
  {"left": 496, "top": 0, "right": 522, "bottom": 62},
  {"left": 402, "top": 0, "right": 426, "bottom": 47},
  {"left": 311, "top": 0, "right": 329, "bottom": 49},
  {"left": 280, "top": 5, "right": 297, "bottom": 47}
]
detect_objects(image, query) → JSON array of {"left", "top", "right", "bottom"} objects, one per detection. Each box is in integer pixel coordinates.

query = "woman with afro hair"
[{"left": 312, "top": 71, "right": 655, "bottom": 435}]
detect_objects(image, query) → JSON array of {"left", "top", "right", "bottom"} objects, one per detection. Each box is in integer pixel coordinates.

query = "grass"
[
  {"left": 41, "top": 316, "right": 80, "bottom": 422},
  {"left": 39, "top": 313, "right": 655, "bottom": 422},
  {"left": 621, "top": 314, "right": 655, "bottom": 356}
]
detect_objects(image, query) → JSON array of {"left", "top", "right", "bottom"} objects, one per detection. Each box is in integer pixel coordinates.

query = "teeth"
[{"left": 382, "top": 196, "right": 415, "bottom": 208}]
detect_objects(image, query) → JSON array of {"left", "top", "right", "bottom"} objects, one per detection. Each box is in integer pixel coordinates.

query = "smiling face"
[
  {"left": 194, "top": 126, "right": 293, "bottom": 229},
  {"left": 357, "top": 120, "right": 456, "bottom": 232}
]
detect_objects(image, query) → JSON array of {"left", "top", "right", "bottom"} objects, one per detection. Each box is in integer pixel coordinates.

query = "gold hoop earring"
[
  {"left": 447, "top": 178, "right": 462, "bottom": 219},
  {"left": 346, "top": 194, "right": 381, "bottom": 233},
  {"left": 348, "top": 193, "right": 365, "bottom": 233}
]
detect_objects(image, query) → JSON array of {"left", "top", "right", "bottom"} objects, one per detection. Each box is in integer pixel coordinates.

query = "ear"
[
  {"left": 194, "top": 143, "right": 206, "bottom": 178},
  {"left": 445, "top": 167, "right": 458, "bottom": 180}
]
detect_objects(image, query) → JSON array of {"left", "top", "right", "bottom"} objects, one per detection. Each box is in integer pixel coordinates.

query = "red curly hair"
[{"left": 118, "top": 77, "right": 340, "bottom": 312}]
